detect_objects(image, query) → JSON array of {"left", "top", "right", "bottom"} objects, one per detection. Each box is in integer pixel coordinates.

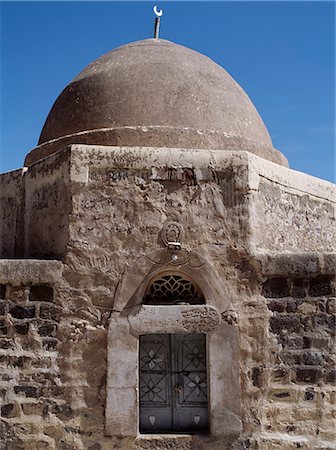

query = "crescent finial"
[{"left": 153, "top": 5, "right": 163, "bottom": 17}]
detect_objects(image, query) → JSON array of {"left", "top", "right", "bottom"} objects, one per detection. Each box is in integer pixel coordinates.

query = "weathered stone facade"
[{"left": 0, "top": 144, "right": 335, "bottom": 449}]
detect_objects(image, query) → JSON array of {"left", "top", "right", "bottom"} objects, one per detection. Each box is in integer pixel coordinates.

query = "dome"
[{"left": 25, "top": 39, "right": 288, "bottom": 166}]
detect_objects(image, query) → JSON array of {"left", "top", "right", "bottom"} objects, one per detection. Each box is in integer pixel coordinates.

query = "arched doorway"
[
  {"left": 139, "top": 274, "right": 208, "bottom": 433},
  {"left": 105, "top": 248, "right": 241, "bottom": 441}
]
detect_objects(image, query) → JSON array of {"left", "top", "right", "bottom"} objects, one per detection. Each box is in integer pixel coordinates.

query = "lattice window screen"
[{"left": 144, "top": 274, "right": 204, "bottom": 305}]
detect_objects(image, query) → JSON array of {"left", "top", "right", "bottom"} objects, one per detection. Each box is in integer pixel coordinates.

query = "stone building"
[{"left": 0, "top": 37, "right": 335, "bottom": 450}]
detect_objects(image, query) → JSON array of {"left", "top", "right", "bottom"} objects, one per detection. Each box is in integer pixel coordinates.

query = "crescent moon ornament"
[{"left": 153, "top": 5, "right": 163, "bottom": 17}]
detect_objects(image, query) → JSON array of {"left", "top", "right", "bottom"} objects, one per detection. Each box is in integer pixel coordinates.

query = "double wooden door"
[{"left": 139, "top": 333, "right": 208, "bottom": 433}]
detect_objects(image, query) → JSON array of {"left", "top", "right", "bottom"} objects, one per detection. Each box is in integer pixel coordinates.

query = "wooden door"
[{"left": 139, "top": 333, "right": 208, "bottom": 434}]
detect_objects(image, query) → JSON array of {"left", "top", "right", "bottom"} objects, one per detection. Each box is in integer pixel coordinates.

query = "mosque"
[{"left": 0, "top": 13, "right": 335, "bottom": 450}]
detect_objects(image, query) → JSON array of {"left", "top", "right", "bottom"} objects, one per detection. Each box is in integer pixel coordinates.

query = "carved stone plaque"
[
  {"left": 162, "top": 222, "right": 184, "bottom": 247},
  {"left": 129, "top": 305, "right": 221, "bottom": 334}
]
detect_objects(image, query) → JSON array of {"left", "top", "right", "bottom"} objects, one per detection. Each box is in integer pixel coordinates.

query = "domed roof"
[{"left": 25, "top": 38, "right": 288, "bottom": 166}]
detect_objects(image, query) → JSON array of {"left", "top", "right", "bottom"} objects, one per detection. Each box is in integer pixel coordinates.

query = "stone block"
[
  {"left": 0, "top": 260, "right": 62, "bottom": 286},
  {"left": 325, "top": 368, "right": 336, "bottom": 384},
  {"left": 301, "top": 351, "right": 324, "bottom": 366},
  {"left": 316, "top": 419, "right": 336, "bottom": 441},
  {"left": 21, "top": 401, "right": 46, "bottom": 416},
  {"left": 285, "top": 335, "right": 303, "bottom": 349},
  {"left": 12, "top": 356, "right": 30, "bottom": 368},
  {"left": 43, "top": 425, "right": 63, "bottom": 441},
  {"left": 313, "top": 314, "right": 336, "bottom": 332},
  {"left": 297, "top": 302, "right": 316, "bottom": 315},
  {"left": 269, "top": 389, "right": 299, "bottom": 402},
  {"left": 128, "top": 304, "right": 221, "bottom": 334},
  {"left": 291, "top": 279, "right": 306, "bottom": 298},
  {"left": 323, "top": 253, "right": 336, "bottom": 275},
  {"left": 50, "top": 385, "right": 64, "bottom": 397},
  {"left": 326, "top": 297, "right": 336, "bottom": 314},
  {"left": 257, "top": 253, "right": 321, "bottom": 277},
  {"left": 267, "top": 300, "right": 286, "bottom": 313},
  {"left": 208, "top": 325, "right": 241, "bottom": 437},
  {"left": 1, "top": 402, "right": 20, "bottom": 418},
  {"left": 30, "top": 286, "right": 54, "bottom": 302},
  {"left": 0, "top": 319, "right": 7, "bottom": 335},
  {"left": 0, "top": 337, "right": 14, "bottom": 349},
  {"left": 304, "top": 387, "right": 315, "bottom": 400},
  {"left": 37, "top": 323, "right": 57, "bottom": 337},
  {"left": 51, "top": 403, "right": 73, "bottom": 420},
  {"left": 251, "top": 366, "right": 263, "bottom": 388},
  {"left": 0, "top": 354, "right": 9, "bottom": 364},
  {"left": 299, "top": 316, "right": 313, "bottom": 333},
  {"left": 42, "top": 338, "right": 59, "bottom": 351},
  {"left": 14, "top": 323, "right": 29, "bottom": 335},
  {"left": 0, "top": 284, "right": 6, "bottom": 299},
  {"left": 9, "top": 305, "right": 35, "bottom": 319},
  {"left": 271, "top": 367, "right": 290, "bottom": 383},
  {"left": 281, "top": 352, "right": 301, "bottom": 365},
  {"left": 14, "top": 386, "right": 39, "bottom": 398},
  {"left": 0, "top": 301, "right": 6, "bottom": 315},
  {"left": 9, "top": 286, "right": 27, "bottom": 302},
  {"left": 262, "top": 278, "right": 290, "bottom": 298},
  {"left": 88, "top": 444, "right": 101, "bottom": 450},
  {"left": 295, "top": 366, "right": 322, "bottom": 383},
  {"left": 317, "top": 298, "right": 327, "bottom": 312},
  {"left": 4, "top": 440, "right": 28, "bottom": 450},
  {"left": 270, "top": 315, "right": 301, "bottom": 334},
  {"left": 105, "top": 387, "right": 137, "bottom": 436},
  {"left": 309, "top": 276, "right": 332, "bottom": 297},
  {"left": 286, "top": 300, "right": 297, "bottom": 313},
  {"left": 39, "top": 304, "right": 61, "bottom": 321},
  {"left": 31, "top": 356, "right": 52, "bottom": 369},
  {"left": 37, "top": 441, "right": 55, "bottom": 450},
  {"left": 107, "top": 316, "right": 138, "bottom": 389},
  {"left": 302, "top": 335, "right": 329, "bottom": 349}
]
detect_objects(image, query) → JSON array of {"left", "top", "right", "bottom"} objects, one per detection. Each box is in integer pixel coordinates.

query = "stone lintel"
[{"left": 128, "top": 305, "right": 221, "bottom": 334}]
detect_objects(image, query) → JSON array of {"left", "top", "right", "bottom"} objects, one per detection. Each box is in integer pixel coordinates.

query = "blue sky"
[{"left": 1, "top": 1, "right": 335, "bottom": 182}]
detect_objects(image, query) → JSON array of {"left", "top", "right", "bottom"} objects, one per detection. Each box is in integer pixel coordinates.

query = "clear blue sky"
[{"left": 1, "top": 1, "right": 335, "bottom": 182}]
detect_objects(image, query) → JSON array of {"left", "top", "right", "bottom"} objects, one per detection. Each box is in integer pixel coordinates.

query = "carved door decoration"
[{"left": 139, "top": 333, "right": 208, "bottom": 433}]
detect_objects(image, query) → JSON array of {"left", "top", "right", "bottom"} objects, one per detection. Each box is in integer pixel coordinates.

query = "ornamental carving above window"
[{"left": 143, "top": 274, "right": 205, "bottom": 305}]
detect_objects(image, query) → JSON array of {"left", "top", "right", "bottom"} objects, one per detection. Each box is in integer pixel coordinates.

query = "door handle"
[{"left": 174, "top": 384, "right": 182, "bottom": 394}]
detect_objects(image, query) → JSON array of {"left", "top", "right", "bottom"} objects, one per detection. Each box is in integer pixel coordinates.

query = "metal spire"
[{"left": 153, "top": 5, "right": 163, "bottom": 39}]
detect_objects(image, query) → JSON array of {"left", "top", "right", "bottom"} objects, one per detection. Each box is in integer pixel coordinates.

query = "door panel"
[
  {"left": 139, "top": 333, "right": 208, "bottom": 434},
  {"left": 139, "top": 334, "right": 172, "bottom": 432},
  {"left": 173, "top": 334, "right": 208, "bottom": 432}
]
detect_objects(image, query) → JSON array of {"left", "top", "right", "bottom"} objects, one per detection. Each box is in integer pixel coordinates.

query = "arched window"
[{"left": 143, "top": 273, "right": 205, "bottom": 305}]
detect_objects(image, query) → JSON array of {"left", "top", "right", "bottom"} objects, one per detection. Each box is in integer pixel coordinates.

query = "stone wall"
[
  {"left": 1, "top": 257, "right": 334, "bottom": 450},
  {"left": 0, "top": 150, "right": 72, "bottom": 260},
  {"left": 24, "top": 150, "right": 71, "bottom": 260},
  {"left": 2, "top": 145, "right": 334, "bottom": 261},
  {"left": 0, "top": 169, "right": 25, "bottom": 258},
  {"left": 0, "top": 146, "right": 335, "bottom": 449},
  {"left": 0, "top": 260, "right": 64, "bottom": 449},
  {"left": 252, "top": 178, "right": 335, "bottom": 253},
  {"left": 239, "top": 272, "right": 335, "bottom": 449},
  {"left": 247, "top": 156, "right": 335, "bottom": 254}
]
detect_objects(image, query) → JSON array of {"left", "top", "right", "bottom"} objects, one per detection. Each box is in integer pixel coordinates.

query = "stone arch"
[{"left": 114, "top": 248, "right": 230, "bottom": 314}]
